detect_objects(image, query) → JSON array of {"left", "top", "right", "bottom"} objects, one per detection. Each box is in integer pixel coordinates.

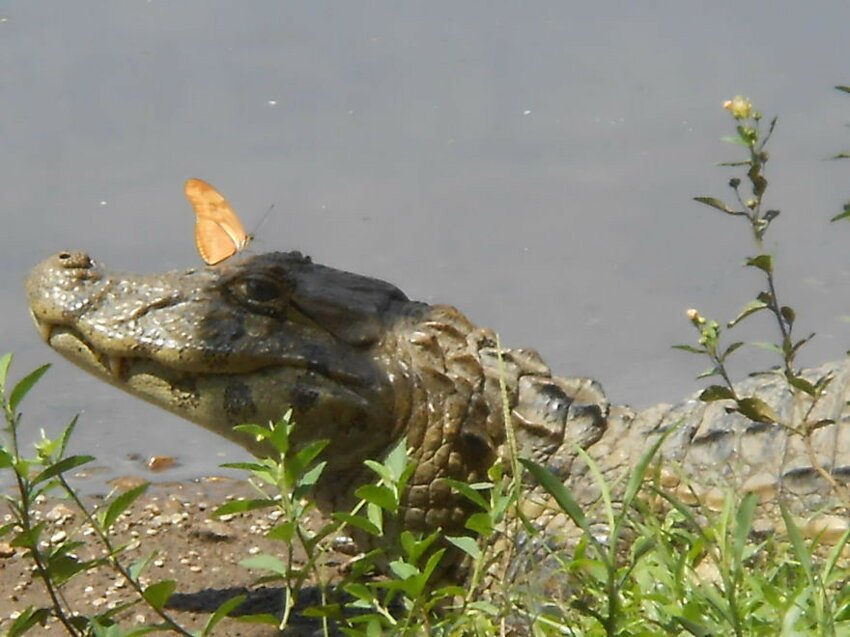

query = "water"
[{"left": 3, "top": 1, "right": 850, "bottom": 486}]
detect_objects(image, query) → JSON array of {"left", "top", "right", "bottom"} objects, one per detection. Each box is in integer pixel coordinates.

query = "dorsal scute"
[{"left": 476, "top": 341, "right": 608, "bottom": 468}]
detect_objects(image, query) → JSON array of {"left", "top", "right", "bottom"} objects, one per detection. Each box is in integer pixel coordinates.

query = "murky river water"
[{"left": 3, "top": 2, "right": 850, "bottom": 487}]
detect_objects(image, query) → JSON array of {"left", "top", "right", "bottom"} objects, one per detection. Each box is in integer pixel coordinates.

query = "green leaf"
[
  {"left": 419, "top": 548, "right": 446, "bottom": 583},
  {"left": 622, "top": 422, "right": 676, "bottom": 512},
  {"left": 117, "top": 627, "right": 161, "bottom": 637},
  {"left": 790, "top": 332, "right": 816, "bottom": 357},
  {"left": 815, "top": 372, "right": 835, "bottom": 393},
  {"left": 355, "top": 484, "right": 397, "bottom": 512},
  {"left": 699, "top": 385, "right": 736, "bottom": 402},
  {"left": 735, "top": 397, "right": 777, "bottom": 423},
  {"left": 388, "top": 558, "right": 419, "bottom": 580},
  {"left": 265, "top": 521, "right": 296, "bottom": 542},
  {"left": 383, "top": 438, "right": 410, "bottom": 482},
  {"left": 0, "top": 448, "right": 13, "bottom": 470},
  {"left": 99, "top": 483, "right": 149, "bottom": 530},
  {"left": 520, "top": 459, "right": 588, "bottom": 534},
  {"left": 128, "top": 552, "right": 157, "bottom": 581},
  {"left": 832, "top": 203, "right": 850, "bottom": 221},
  {"left": 240, "top": 553, "right": 287, "bottom": 576},
  {"left": 43, "top": 552, "right": 90, "bottom": 585},
  {"left": 56, "top": 415, "right": 80, "bottom": 458},
  {"left": 831, "top": 153, "right": 850, "bottom": 162},
  {"left": 363, "top": 459, "right": 394, "bottom": 484},
  {"left": 5, "top": 606, "right": 51, "bottom": 637},
  {"left": 835, "top": 85, "right": 850, "bottom": 93},
  {"left": 693, "top": 196, "right": 736, "bottom": 214},
  {"left": 672, "top": 344, "right": 706, "bottom": 355},
  {"left": 212, "top": 498, "right": 275, "bottom": 517},
  {"left": 780, "top": 306, "right": 795, "bottom": 328},
  {"left": 721, "top": 341, "right": 745, "bottom": 360},
  {"left": 234, "top": 613, "right": 280, "bottom": 626},
  {"left": 232, "top": 423, "right": 273, "bottom": 441},
  {"left": 0, "top": 352, "right": 12, "bottom": 394},
  {"left": 445, "top": 535, "right": 481, "bottom": 560},
  {"left": 786, "top": 374, "right": 817, "bottom": 397},
  {"left": 9, "top": 364, "right": 51, "bottom": 412},
  {"left": 745, "top": 254, "right": 773, "bottom": 274},
  {"left": 721, "top": 134, "right": 750, "bottom": 148},
  {"left": 763, "top": 209, "right": 780, "bottom": 223},
  {"left": 441, "top": 478, "right": 490, "bottom": 511},
  {"left": 288, "top": 439, "right": 329, "bottom": 482},
  {"left": 631, "top": 536, "right": 656, "bottom": 562},
  {"left": 32, "top": 455, "right": 95, "bottom": 486},
  {"left": 728, "top": 299, "right": 769, "bottom": 328},
  {"left": 301, "top": 603, "right": 343, "bottom": 619},
  {"left": 142, "top": 579, "right": 176, "bottom": 610},
  {"left": 332, "top": 512, "right": 381, "bottom": 537},
  {"left": 464, "top": 512, "right": 493, "bottom": 537},
  {"left": 399, "top": 530, "right": 439, "bottom": 563},
  {"left": 750, "top": 341, "right": 783, "bottom": 354},
  {"left": 366, "top": 502, "right": 384, "bottom": 534},
  {"left": 696, "top": 366, "right": 721, "bottom": 379},
  {"left": 201, "top": 594, "right": 246, "bottom": 636},
  {"left": 780, "top": 503, "right": 812, "bottom": 582},
  {"left": 673, "top": 615, "right": 713, "bottom": 637}
]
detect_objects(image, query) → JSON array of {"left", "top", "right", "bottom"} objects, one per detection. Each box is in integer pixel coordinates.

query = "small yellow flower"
[
  {"left": 686, "top": 308, "right": 703, "bottom": 325},
  {"left": 723, "top": 96, "right": 752, "bottom": 119}
]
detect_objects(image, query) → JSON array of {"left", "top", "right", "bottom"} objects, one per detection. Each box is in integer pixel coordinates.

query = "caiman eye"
[
  {"left": 244, "top": 276, "right": 281, "bottom": 302},
  {"left": 230, "top": 275, "right": 290, "bottom": 314}
]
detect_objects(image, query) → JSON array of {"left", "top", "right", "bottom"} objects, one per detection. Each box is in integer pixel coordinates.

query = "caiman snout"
[
  {"left": 26, "top": 251, "right": 105, "bottom": 340},
  {"left": 56, "top": 251, "right": 95, "bottom": 270}
]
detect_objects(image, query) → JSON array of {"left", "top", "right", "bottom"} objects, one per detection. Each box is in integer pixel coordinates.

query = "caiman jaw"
[
  {"left": 30, "top": 311, "right": 129, "bottom": 382},
  {"left": 31, "top": 311, "right": 53, "bottom": 343}
]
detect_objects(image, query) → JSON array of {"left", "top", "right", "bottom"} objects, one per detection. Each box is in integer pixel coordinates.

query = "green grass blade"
[
  {"left": 732, "top": 492, "right": 757, "bottom": 573},
  {"left": 622, "top": 422, "right": 677, "bottom": 511},
  {"left": 780, "top": 502, "right": 813, "bottom": 582},
  {"left": 519, "top": 458, "right": 589, "bottom": 534}
]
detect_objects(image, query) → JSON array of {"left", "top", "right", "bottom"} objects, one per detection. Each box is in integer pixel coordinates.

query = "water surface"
[{"left": 2, "top": 2, "right": 850, "bottom": 486}]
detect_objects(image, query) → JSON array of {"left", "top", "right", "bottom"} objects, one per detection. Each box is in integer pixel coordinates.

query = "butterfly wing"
[{"left": 184, "top": 178, "right": 249, "bottom": 265}]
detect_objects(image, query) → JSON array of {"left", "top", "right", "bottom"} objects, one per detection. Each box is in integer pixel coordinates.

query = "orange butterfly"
[{"left": 184, "top": 178, "right": 250, "bottom": 265}]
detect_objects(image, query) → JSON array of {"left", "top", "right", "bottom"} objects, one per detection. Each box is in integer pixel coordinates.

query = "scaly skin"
[{"left": 26, "top": 250, "right": 850, "bottom": 579}]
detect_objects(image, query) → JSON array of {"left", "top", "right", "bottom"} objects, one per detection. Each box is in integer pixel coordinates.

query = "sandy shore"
[{"left": 0, "top": 477, "right": 350, "bottom": 636}]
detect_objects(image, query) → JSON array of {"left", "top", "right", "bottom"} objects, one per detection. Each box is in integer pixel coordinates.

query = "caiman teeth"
[{"left": 107, "top": 356, "right": 126, "bottom": 379}]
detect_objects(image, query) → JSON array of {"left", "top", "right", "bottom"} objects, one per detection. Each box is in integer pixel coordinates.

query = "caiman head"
[{"left": 26, "top": 249, "right": 608, "bottom": 569}]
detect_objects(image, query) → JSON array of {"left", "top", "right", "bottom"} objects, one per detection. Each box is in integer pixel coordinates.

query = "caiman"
[{"left": 25, "top": 250, "right": 850, "bottom": 580}]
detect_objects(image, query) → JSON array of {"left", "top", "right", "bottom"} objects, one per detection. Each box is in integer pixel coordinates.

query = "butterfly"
[{"left": 184, "top": 178, "right": 250, "bottom": 265}]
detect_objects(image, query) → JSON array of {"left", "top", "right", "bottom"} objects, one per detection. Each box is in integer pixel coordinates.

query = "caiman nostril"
[{"left": 57, "top": 251, "right": 93, "bottom": 269}]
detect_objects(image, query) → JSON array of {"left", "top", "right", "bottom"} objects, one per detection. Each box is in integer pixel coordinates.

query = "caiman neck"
[{"left": 341, "top": 303, "right": 612, "bottom": 540}]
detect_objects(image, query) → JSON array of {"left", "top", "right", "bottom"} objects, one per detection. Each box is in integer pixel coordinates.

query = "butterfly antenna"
[{"left": 248, "top": 204, "right": 275, "bottom": 241}]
